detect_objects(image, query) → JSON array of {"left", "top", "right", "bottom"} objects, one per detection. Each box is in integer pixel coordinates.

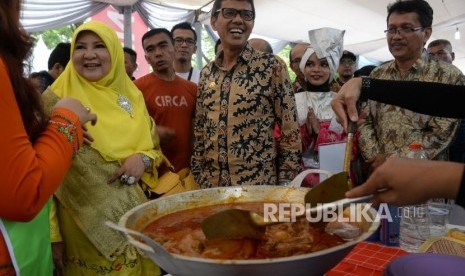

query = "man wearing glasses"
[
  {"left": 358, "top": 0, "right": 464, "bottom": 173},
  {"left": 171, "top": 22, "right": 201, "bottom": 84},
  {"left": 289, "top": 42, "right": 310, "bottom": 93},
  {"left": 331, "top": 50, "right": 357, "bottom": 92},
  {"left": 191, "top": 0, "right": 301, "bottom": 188}
]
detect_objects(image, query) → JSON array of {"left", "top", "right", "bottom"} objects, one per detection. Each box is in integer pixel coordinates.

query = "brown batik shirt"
[
  {"left": 359, "top": 51, "right": 465, "bottom": 161},
  {"left": 191, "top": 44, "right": 302, "bottom": 188}
]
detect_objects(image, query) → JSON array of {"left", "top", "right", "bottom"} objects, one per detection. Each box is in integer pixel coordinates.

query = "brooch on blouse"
[{"left": 117, "top": 95, "right": 133, "bottom": 117}]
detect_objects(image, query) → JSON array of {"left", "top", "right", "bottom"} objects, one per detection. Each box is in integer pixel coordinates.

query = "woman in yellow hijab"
[{"left": 42, "top": 21, "right": 163, "bottom": 275}]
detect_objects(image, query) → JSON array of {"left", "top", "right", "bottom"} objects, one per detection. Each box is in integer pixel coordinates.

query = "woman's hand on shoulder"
[
  {"left": 54, "top": 97, "right": 97, "bottom": 126},
  {"left": 53, "top": 97, "right": 97, "bottom": 145}
]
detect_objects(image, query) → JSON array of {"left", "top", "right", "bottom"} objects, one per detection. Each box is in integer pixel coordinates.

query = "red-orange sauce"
[{"left": 142, "top": 202, "right": 345, "bottom": 259}]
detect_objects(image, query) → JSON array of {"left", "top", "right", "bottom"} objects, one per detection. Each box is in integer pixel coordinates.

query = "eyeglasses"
[
  {"left": 384, "top": 26, "right": 424, "bottom": 36},
  {"left": 340, "top": 60, "right": 355, "bottom": 66},
  {"left": 215, "top": 8, "right": 255, "bottom": 21},
  {"left": 173, "top": 37, "right": 196, "bottom": 46}
]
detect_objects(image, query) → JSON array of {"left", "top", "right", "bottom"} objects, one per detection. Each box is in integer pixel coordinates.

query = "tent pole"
[
  {"left": 123, "top": 6, "right": 132, "bottom": 48},
  {"left": 194, "top": 9, "right": 203, "bottom": 69},
  {"left": 194, "top": 21, "right": 203, "bottom": 69}
]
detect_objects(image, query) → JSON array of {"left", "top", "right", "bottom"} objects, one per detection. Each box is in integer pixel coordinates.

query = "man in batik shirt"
[
  {"left": 359, "top": 0, "right": 464, "bottom": 170},
  {"left": 191, "top": 0, "right": 301, "bottom": 188}
]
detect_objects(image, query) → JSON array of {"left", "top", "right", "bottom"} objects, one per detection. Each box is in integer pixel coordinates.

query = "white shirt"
[{"left": 175, "top": 67, "right": 201, "bottom": 84}]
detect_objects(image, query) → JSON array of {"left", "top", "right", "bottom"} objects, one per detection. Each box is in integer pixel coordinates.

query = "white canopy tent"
[{"left": 21, "top": 0, "right": 465, "bottom": 71}]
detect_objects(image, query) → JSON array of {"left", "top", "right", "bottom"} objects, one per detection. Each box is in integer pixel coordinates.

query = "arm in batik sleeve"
[
  {"left": 190, "top": 90, "right": 206, "bottom": 186},
  {"left": 418, "top": 117, "right": 459, "bottom": 159},
  {"left": 273, "top": 61, "right": 302, "bottom": 184},
  {"left": 357, "top": 100, "right": 381, "bottom": 161}
]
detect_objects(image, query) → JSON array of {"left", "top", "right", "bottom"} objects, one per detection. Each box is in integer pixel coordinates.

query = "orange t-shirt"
[
  {"left": 135, "top": 74, "right": 197, "bottom": 172},
  {"left": 0, "top": 58, "right": 82, "bottom": 273}
]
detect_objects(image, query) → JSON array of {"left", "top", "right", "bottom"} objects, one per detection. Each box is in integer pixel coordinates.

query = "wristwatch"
[{"left": 140, "top": 153, "right": 153, "bottom": 171}]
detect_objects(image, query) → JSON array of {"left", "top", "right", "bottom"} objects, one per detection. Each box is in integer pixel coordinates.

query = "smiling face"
[
  {"left": 211, "top": 0, "right": 254, "bottom": 52},
  {"left": 304, "top": 53, "right": 331, "bottom": 87},
  {"left": 72, "top": 31, "right": 111, "bottom": 82},
  {"left": 386, "top": 12, "right": 431, "bottom": 65},
  {"left": 143, "top": 32, "right": 175, "bottom": 74}
]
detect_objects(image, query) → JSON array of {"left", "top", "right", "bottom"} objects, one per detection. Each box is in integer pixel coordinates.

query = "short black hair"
[
  {"left": 141, "top": 28, "right": 173, "bottom": 47},
  {"left": 48, "top": 42, "right": 71, "bottom": 70},
  {"left": 211, "top": 0, "right": 255, "bottom": 19},
  {"left": 171, "top": 22, "right": 197, "bottom": 42},
  {"left": 340, "top": 50, "right": 357, "bottom": 62},
  {"left": 123, "top": 47, "right": 137, "bottom": 63},
  {"left": 387, "top": 0, "right": 433, "bottom": 28},
  {"left": 427, "top": 39, "right": 453, "bottom": 51}
]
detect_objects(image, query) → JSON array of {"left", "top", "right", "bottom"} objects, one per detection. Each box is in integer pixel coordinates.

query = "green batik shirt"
[
  {"left": 359, "top": 51, "right": 465, "bottom": 161},
  {"left": 192, "top": 44, "right": 302, "bottom": 188}
]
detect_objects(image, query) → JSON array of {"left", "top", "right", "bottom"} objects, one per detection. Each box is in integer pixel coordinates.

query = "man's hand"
[{"left": 156, "top": 125, "right": 176, "bottom": 147}]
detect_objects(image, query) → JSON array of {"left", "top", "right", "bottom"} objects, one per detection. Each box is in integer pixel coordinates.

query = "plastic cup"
[{"left": 428, "top": 206, "right": 449, "bottom": 238}]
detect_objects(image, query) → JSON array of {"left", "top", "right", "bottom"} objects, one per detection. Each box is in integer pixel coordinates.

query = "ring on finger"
[
  {"left": 120, "top": 174, "right": 129, "bottom": 182},
  {"left": 127, "top": 176, "right": 136, "bottom": 185}
]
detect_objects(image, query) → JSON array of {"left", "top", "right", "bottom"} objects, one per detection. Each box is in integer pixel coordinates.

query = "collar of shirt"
[{"left": 213, "top": 43, "right": 254, "bottom": 70}]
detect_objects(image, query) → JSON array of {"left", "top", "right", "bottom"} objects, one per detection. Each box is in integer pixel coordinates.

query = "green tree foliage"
[
  {"left": 276, "top": 44, "right": 296, "bottom": 82},
  {"left": 30, "top": 24, "right": 80, "bottom": 49}
]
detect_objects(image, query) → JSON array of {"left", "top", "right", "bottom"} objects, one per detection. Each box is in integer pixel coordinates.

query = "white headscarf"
[{"left": 299, "top": 27, "right": 345, "bottom": 83}]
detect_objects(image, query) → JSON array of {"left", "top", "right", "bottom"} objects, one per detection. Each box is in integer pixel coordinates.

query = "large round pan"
[{"left": 118, "top": 185, "right": 380, "bottom": 276}]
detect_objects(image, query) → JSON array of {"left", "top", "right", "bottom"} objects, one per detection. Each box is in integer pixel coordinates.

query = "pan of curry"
[{"left": 117, "top": 184, "right": 380, "bottom": 276}]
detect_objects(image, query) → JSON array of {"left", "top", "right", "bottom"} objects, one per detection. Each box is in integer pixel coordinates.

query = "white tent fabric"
[
  {"left": 134, "top": 2, "right": 195, "bottom": 29},
  {"left": 21, "top": 0, "right": 196, "bottom": 32},
  {"left": 30, "top": 37, "right": 51, "bottom": 72},
  {"left": 21, "top": 0, "right": 108, "bottom": 32},
  {"left": 21, "top": 0, "right": 465, "bottom": 71}
]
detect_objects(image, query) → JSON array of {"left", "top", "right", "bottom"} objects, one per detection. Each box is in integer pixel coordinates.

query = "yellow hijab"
[{"left": 52, "top": 21, "right": 155, "bottom": 161}]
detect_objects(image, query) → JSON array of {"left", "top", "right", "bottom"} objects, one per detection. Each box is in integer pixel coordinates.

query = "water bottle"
[
  {"left": 399, "top": 142, "right": 431, "bottom": 252},
  {"left": 405, "top": 142, "right": 428, "bottom": 159}
]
